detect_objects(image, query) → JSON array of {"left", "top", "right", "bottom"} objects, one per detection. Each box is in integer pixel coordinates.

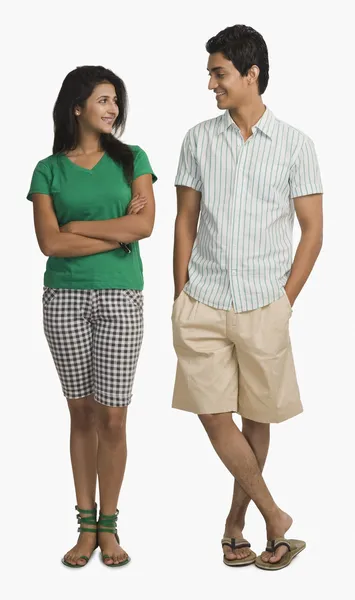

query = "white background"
[{"left": 1, "top": 0, "right": 354, "bottom": 598}]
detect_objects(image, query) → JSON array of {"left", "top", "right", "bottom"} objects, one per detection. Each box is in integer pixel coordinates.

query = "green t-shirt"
[{"left": 27, "top": 146, "right": 157, "bottom": 290}]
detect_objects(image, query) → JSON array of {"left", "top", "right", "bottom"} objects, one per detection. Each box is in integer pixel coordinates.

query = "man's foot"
[
  {"left": 63, "top": 532, "right": 97, "bottom": 566},
  {"left": 223, "top": 520, "right": 251, "bottom": 561},
  {"left": 98, "top": 532, "right": 129, "bottom": 566},
  {"left": 261, "top": 510, "right": 293, "bottom": 564}
]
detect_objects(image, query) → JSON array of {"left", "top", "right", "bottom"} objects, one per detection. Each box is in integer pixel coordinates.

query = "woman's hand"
[
  {"left": 60, "top": 222, "right": 75, "bottom": 233},
  {"left": 127, "top": 194, "right": 147, "bottom": 215}
]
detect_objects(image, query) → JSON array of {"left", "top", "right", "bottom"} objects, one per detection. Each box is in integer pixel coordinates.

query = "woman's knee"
[
  {"left": 68, "top": 395, "right": 96, "bottom": 431},
  {"left": 95, "top": 405, "right": 127, "bottom": 442}
]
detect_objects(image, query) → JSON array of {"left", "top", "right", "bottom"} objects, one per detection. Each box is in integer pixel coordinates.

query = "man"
[{"left": 172, "top": 24, "right": 323, "bottom": 571}]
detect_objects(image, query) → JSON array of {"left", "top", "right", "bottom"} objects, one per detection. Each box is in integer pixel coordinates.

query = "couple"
[{"left": 27, "top": 24, "right": 323, "bottom": 571}]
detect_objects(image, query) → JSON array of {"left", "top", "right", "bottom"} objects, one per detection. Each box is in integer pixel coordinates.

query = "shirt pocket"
[{"left": 269, "top": 162, "right": 290, "bottom": 190}]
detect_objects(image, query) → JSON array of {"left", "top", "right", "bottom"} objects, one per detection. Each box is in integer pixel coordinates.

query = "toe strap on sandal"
[
  {"left": 221, "top": 537, "right": 251, "bottom": 551},
  {"left": 78, "top": 555, "right": 89, "bottom": 563},
  {"left": 266, "top": 537, "right": 291, "bottom": 553}
]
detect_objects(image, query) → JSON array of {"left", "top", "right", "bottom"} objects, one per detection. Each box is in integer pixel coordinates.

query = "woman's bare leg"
[
  {"left": 63, "top": 395, "right": 98, "bottom": 566},
  {"left": 94, "top": 403, "right": 128, "bottom": 566}
]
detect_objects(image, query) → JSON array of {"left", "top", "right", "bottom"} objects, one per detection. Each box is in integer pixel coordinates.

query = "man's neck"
[{"left": 229, "top": 100, "right": 266, "bottom": 139}]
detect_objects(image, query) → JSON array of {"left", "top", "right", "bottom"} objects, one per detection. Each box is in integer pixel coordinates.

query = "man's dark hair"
[{"left": 206, "top": 25, "right": 269, "bottom": 95}]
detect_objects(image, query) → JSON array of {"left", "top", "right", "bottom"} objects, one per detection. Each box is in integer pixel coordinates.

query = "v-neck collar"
[{"left": 62, "top": 152, "right": 106, "bottom": 172}]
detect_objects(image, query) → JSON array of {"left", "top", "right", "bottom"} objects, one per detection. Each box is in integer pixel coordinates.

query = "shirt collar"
[{"left": 218, "top": 107, "right": 276, "bottom": 140}]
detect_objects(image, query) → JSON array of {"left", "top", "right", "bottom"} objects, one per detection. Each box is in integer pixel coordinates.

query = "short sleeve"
[
  {"left": 132, "top": 147, "right": 157, "bottom": 183},
  {"left": 27, "top": 160, "right": 52, "bottom": 201},
  {"left": 289, "top": 136, "right": 323, "bottom": 198},
  {"left": 175, "top": 130, "right": 203, "bottom": 191}
]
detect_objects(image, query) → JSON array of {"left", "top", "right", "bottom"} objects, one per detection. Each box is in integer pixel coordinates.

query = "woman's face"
[{"left": 75, "top": 82, "right": 119, "bottom": 135}]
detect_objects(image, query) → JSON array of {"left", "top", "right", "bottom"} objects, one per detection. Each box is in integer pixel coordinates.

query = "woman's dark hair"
[
  {"left": 206, "top": 25, "right": 269, "bottom": 95},
  {"left": 53, "top": 66, "right": 133, "bottom": 183}
]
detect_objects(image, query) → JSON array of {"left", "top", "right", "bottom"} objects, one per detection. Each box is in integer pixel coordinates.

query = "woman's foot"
[
  {"left": 98, "top": 531, "right": 129, "bottom": 566},
  {"left": 63, "top": 531, "right": 97, "bottom": 566},
  {"left": 260, "top": 509, "right": 293, "bottom": 564},
  {"left": 223, "top": 519, "right": 251, "bottom": 561}
]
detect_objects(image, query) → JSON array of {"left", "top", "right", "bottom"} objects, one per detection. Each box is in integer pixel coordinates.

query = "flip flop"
[
  {"left": 255, "top": 537, "right": 306, "bottom": 571},
  {"left": 222, "top": 537, "right": 256, "bottom": 567}
]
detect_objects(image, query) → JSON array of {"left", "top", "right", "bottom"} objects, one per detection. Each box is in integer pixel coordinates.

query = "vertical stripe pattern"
[{"left": 175, "top": 108, "right": 323, "bottom": 312}]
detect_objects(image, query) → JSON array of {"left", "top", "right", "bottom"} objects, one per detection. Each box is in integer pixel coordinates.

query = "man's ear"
[{"left": 247, "top": 65, "right": 260, "bottom": 85}]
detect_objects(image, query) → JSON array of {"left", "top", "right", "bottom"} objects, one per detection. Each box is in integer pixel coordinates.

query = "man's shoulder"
[
  {"left": 273, "top": 114, "right": 313, "bottom": 146},
  {"left": 184, "top": 114, "right": 224, "bottom": 142}
]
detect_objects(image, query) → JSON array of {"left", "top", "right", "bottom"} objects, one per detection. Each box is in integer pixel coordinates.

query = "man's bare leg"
[
  {"left": 223, "top": 418, "right": 270, "bottom": 561},
  {"left": 199, "top": 413, "right": 292, "bottom": 565}
]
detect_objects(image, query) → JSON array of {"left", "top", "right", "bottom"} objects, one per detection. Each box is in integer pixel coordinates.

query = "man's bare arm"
[
  {"left": 173, "top": 186, "right": 201, "bottom": 299},
  {"left": 33, "top": 194, "right": 120, "bottom": 258},
  {"left": 285, "top": 193, "right": 323, "bottom": 305}
]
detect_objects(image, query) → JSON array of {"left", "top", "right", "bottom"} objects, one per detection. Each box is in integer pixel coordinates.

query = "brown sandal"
[
  {"left": 222, "top": 537, "right": 256, "bottom": 567},
  {"left": 255, "top": 537, "right": 306, "bottom": 571}
]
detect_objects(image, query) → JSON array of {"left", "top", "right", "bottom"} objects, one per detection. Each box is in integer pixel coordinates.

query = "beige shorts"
[{"left": 171, "top": 291, "right": 302, "bottom": 424}]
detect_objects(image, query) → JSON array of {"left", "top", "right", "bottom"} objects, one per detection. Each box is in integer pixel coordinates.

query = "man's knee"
[
  {"left": 242, "top": 417, "right": 270, "bottom": 438},
  {"left": 198, "top": 412, "right": 233, "bottom": 437}
]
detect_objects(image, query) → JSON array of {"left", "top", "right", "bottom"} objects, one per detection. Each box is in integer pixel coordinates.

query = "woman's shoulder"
[
  {"left": 128, "top": 144, "right": 145, "bottom": 155},
  {"left": 35, "top": 154, "right": 61, "bottom": 171},
  {"left": 128, "top": 145, "right": 152, "bottom": 164}
]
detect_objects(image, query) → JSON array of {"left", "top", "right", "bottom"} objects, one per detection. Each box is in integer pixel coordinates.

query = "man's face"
[{"left": 207, "top": 52, "right": 250, "bottom": 110}]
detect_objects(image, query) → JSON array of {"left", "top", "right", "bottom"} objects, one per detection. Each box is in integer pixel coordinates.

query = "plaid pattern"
[{"left": 42, "top": 287, "right": 144, "bottom": 407}]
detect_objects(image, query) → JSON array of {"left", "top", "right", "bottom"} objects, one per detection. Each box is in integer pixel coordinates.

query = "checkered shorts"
[{"left": 42, "top": 287, "right": 144, "bottom": 407}]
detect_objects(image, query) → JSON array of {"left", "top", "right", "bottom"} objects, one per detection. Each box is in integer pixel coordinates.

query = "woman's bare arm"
[
  {"left": 32, "top": 194, "right": 120, "bottom": 257},
  {"left": 61, "top": 174, "right": 156, "bottom": 243}
]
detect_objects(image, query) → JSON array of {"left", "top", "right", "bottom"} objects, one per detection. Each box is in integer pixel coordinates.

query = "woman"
[{"left": 27, "top": 66, "right": 157, "bottom": 567}]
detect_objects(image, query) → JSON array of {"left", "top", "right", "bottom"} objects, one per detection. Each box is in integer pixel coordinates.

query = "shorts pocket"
[
  {"left": 42, "top": 286, "right": 59, "bottom": 308},
  {"left": 173, "top": 290, "right": 184, "bottom": 305},
  {"left": 171, "top": 289, "right": 185, "bottom": 317},
  {"left": 121, "top": 289, "right": 144, "bottom": 310},
  {"left": 282, "top": 289, "right": 293, "bottom": 315}
]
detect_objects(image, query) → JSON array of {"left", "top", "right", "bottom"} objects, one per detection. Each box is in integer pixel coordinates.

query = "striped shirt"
[{"left": 175, "top": 107, "right": 323, "bottom": 312}]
